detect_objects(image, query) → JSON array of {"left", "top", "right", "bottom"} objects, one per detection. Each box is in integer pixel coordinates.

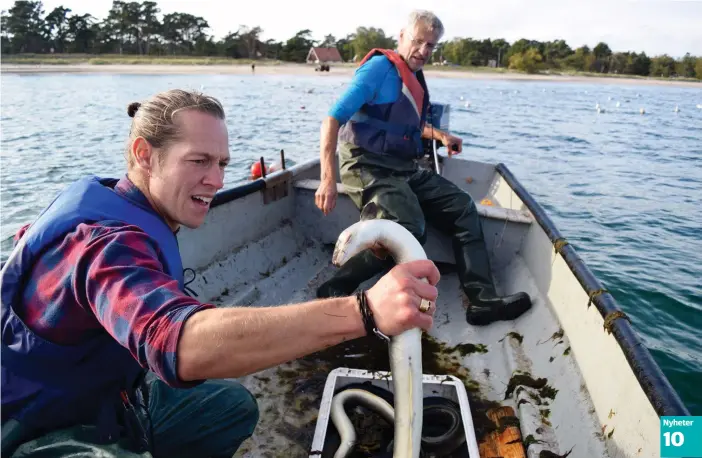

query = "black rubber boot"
[
  {"left": 463, "top": 285, "right": 532, "bottom": 326},
  {"left": 316, "top": 249, "right": 395, "bottom": 298},
  {"left": 453, "top": 239, "right": 532, "bottom": 325}
]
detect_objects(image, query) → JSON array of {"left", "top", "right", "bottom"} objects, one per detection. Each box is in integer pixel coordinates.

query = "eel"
[{"left": 330, "top": 218, "right": 429, "bottom": 458}]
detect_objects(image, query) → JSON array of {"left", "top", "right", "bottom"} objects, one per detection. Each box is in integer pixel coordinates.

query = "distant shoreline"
[{"left": 2, "top": 61, "right": 701, "bottom": 88}]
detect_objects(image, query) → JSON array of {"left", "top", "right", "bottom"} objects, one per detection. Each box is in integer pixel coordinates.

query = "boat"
[{"left": 175, "top": 136, "right": 689, "bottom": 458}]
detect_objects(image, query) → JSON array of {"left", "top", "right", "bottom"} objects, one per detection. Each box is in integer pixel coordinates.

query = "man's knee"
[
  {"left": 212, "top": 380, "right": 259, "bottom": 436},
  {"left": 362, "top": 200, "right": 426, "bottom": 244}
]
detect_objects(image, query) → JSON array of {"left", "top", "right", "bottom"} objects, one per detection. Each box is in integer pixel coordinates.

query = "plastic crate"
[{"left": 309, "top": 367, "right": 480, "bottom": 457}]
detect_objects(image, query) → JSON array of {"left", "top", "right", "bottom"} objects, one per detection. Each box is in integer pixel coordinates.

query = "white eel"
[
  {"left": 330, "top": 388, "right": 395, "bottom": 458},
  {"left": 331, "top": 219, "right": 428, "bottom": 458}
]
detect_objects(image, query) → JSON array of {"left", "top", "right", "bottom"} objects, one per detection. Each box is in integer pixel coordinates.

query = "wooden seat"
[{"left": 293, "top": 179, "right": 533, "bottom": 225}]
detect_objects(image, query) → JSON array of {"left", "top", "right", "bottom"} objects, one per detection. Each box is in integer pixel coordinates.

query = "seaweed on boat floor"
[
  {"left": 499, "top": 331, "right": 524, "bottom": 344},
  {"left": 504, "top": 372, "right": 558, "bottom": 402},
  {"left": 296, "top": 332, "right": 502, "bottom": 443}
]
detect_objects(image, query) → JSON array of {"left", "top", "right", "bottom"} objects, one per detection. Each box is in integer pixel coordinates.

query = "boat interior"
[{"left": 176, "top": 155, "right": 672, "bottom": 458}]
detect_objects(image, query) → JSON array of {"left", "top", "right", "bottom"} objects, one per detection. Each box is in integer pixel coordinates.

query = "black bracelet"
[{"left": 356, "top": 290, "right": 390, "bottom": 342}]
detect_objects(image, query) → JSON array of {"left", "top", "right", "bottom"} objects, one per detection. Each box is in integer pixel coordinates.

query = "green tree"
[
  {"left": 335, "top": 34, "right": 354, "bottom": 61},
  {"left": 563, "top": 45, "right": 590, "bottom": 71},
  {"left": 44, "top": 6, "right": 71, "bottom": 53},
  {"left": 543, "top": 39, "right": 572, "bottom": 66},
  {"left": 650, "top": 54, "right": 676, "bottom": 77},
  {"left": 65, "top": 13, "right": 95, "bottom": 53},
  {"left": 350, "top": 26, "right": 395, "bottom": 60},
  {"left": 509, "top": 47, "right": 543, "bottom": 73},
  {"left": 678, "top": 53, "right": 697, "bottom": 78},
  {"left": 320, "top": 34, "right": 336, "bottom": 48},
  {"left": 626, "top": 52, "right": 651, "bottom": 76},
  {"left": 281, "top": 29, "right": 316, "bottom": 62},
  {"left": 2, "top": 0, "right": 47, "bottom": 53}
]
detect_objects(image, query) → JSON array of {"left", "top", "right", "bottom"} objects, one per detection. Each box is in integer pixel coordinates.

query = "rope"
[
  {"left": 553, "top": 238, "right": 569, "bottom": 255},
  {"left": 587, "top": 288, "right": 609, "bottom": 308},
  {"left": 603, "top": 311, "right": 630, "bottom": 334}
]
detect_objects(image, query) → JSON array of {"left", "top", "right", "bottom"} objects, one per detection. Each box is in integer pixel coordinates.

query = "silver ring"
[{"left": 419, "top": 299, "right": 432, "bottom": 313}]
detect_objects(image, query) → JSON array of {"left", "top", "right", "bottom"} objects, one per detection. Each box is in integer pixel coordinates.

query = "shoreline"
[{"left": 2, "top": 62, "right": 701, "bottom": 87}]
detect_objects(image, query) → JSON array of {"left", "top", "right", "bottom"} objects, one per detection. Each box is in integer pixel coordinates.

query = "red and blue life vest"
[
  {"left": 339, "top": 48, "right": 431, "bottom": 160},
  {"left": 0, "top": 176, "right": 183, "bottom": 444}
]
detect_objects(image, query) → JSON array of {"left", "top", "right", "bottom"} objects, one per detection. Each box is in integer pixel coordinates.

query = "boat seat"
[{"left": 293, "top": 179, "right": 533, "bottom": 225}]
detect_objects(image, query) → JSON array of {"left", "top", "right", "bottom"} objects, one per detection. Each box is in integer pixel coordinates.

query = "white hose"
[
  {"left": 331, "top": 388, "right": 395, "bottom": 458},
  {"left": 331, "top": 219, "right": 428, "bottom": 458}
]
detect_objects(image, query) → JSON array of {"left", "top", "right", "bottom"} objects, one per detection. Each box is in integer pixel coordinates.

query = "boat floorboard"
[{"left": 198, "top": 224, "right": 609, "bottom": 458}]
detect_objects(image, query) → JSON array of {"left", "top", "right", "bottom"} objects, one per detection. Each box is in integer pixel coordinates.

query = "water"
[{"left": 1, "top": 72, "right": 701, "bottom": 414}]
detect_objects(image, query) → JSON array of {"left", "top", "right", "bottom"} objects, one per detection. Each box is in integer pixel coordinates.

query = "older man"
[{"left": 315, "top": 10, "right": 532, "bottom": 325}]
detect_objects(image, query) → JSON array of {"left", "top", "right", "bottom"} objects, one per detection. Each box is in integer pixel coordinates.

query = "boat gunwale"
[
  {"left": 207, "top": 157, "right": 690, "bottom": 417},
  {"left": 495, "top": 162, "right": 690, "bottom": 417}
]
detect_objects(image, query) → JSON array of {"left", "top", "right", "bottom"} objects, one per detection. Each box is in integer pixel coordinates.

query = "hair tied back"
[{"left": 128, "top": 102, "right": 141, "bottom": 118}]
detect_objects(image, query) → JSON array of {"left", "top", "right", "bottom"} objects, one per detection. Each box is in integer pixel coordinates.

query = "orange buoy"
[{"left": 251, "top": 161, "right": 266, "bottom": 179}]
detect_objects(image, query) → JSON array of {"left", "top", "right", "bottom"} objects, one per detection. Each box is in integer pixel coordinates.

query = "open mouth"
[{"left": 191, "top": 195, "right": 213, "bottom": 208}]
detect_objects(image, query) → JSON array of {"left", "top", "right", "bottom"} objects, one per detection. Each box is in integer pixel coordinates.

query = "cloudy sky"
[{"left": 2, "top": 0, "right": 700, "bottom": 57}]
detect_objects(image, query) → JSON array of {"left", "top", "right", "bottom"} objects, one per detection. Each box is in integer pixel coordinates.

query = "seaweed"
[
  {"left": 448, "top": 342, "right": 488, "bottom": 355},
  {"left": 603, "top": 311, "right": 630, "bottom": 334},
  {"left": 499, "top": 331, "right": 524, "bottom": 344}
]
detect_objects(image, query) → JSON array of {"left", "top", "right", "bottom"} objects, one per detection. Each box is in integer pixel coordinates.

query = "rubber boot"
[
  {"left": 316, "top": 249, "right": 395, "bottom": 298},
  {"left": 453, "top": 239, "right": 532, "bottom": 325}
]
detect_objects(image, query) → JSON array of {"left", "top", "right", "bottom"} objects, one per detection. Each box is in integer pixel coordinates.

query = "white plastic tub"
[{"left": 309, "top": 367, "right": 480, "bottom": 457}]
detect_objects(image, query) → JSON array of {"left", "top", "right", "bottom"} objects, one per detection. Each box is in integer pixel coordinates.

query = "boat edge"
[{"left": 495, "top": 162, "right": 690, "bottom": 417}]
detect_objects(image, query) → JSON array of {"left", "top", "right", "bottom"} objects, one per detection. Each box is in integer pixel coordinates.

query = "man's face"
[
  {"left": 398, "top": 24, "right": 439, "bottom": 71},
  {"left": 147, "top": 110, "right": 230, "bottom": 230}
]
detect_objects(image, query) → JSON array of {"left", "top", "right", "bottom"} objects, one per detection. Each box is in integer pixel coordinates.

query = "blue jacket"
[
  {"left": 1, "top": 176, "right": 183, "bottom": 447},
  {"left": 338, "top": 48, "right": 430, "bottom": 160}
]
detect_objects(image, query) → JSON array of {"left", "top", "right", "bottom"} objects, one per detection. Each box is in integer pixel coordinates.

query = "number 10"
[{"left": 664, "top": 431, "right": 685, "bottom": 447}]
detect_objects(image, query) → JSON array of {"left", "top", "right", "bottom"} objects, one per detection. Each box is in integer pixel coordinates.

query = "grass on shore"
[
  {"left": 1, "top": 54, "right": 284, "bottom": 66},
  {"left": 2, "top": 53, "right": 700, "bottom": 83}
]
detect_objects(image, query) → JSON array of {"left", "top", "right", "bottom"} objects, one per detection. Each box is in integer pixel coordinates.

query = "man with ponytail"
[{"left": 1, "top": 89, "right": 440, "bottom": 456}]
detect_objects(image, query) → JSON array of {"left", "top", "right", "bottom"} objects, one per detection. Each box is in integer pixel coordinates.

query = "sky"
[{"left": 2, "top": 0, "right": 701, "bottom": 57}]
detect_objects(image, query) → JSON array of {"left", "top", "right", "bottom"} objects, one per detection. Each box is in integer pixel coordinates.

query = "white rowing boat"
[{"left": 177, "top": 143, "right": 688, "bottom": 458}]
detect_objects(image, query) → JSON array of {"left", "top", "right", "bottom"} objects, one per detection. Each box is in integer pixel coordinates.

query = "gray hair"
[{"left": 406, "top": 10, "right": 444, "bottom": 39}]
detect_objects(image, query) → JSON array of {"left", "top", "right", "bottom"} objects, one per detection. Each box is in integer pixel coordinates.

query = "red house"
[{"left": 306, "top": 47, "right": 344, "bottom": 64}]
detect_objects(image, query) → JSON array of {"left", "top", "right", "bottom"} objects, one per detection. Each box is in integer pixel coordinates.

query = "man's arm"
[
  {"left": 316, "top": 115, "right": 341, "bottom": 215},
  {"left": 316, "top": 56, "right": 393, "bottom": 215},
  {"left": 177, "top": 296, "right": 362, "bottom": 380},
  {"left": 422, "top": 124, "right": 463, "bottom": 154},
  {"left": 82, "top": 224, "right": 439, "bottom": 384},
  {"left": 176, "top": 258, "right": 439, "bottom": 381}
]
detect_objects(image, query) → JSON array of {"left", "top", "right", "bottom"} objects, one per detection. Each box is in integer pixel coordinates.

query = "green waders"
[{"left": 317, "top": 143, "right": 532, "bottom": 325}]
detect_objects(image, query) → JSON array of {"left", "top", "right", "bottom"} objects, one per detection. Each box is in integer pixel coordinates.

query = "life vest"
[
  {"left": 339, "top": 48, "right": 430, "bottom": 160},
  {"left": 0, "top": 176, "right": 183, "bottom": 444}
]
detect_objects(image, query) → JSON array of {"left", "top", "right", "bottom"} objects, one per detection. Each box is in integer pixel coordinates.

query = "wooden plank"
[
  {"left": 293, "top": 179, "right": 533, "bottom": 224},
  {"left": 479, "top": 406, "right": 527, "bottom": 458}
]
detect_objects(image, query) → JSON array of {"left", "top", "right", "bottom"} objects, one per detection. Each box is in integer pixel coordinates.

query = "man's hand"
[
  {"left": 441, "top": 133, "right": 463, "bottom": 156},
  {"left": 365, "top": 260, "right": 440, "bottom": 335},
  {"left": 315, "top": 179, "right": 338, "bottom": 215}
]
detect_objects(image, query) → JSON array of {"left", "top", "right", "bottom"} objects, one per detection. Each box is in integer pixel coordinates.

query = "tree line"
[{"left": 2, "top": 0, "right": 701, "bottom": 80}]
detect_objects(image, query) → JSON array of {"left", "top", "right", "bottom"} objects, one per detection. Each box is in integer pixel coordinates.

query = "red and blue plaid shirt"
[{"left": 13, "top": 176, "right": 214, "bottom": 387}]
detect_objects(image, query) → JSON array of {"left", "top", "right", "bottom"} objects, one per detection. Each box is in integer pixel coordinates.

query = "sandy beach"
[{"left": 3, "top": 62, "right": 701, "bottom": 88}]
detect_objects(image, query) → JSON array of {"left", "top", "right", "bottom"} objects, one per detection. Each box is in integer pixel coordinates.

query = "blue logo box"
[{"left": 661, "top": 416, "right": 702, "bottom": 457}]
